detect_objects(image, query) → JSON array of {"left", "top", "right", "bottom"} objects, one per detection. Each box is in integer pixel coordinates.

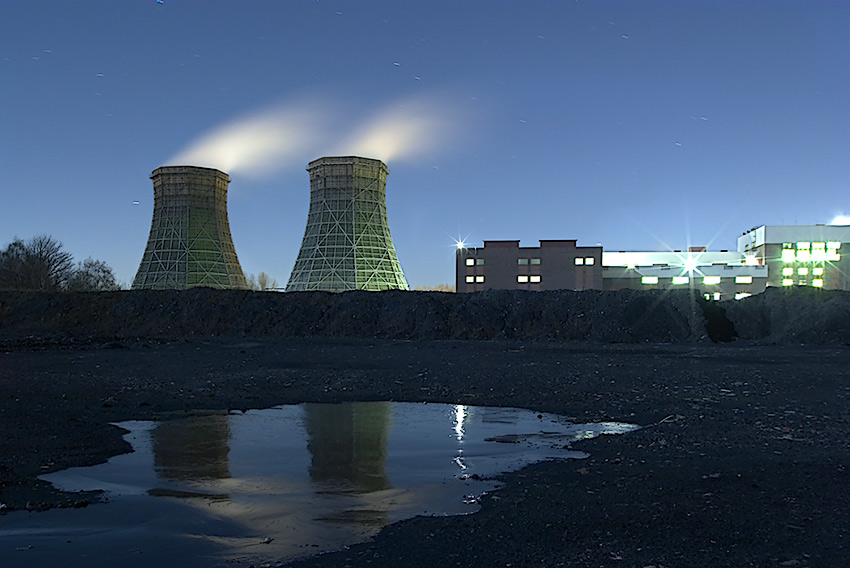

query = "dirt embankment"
[{"left": 1, "top": 286, "right": 848, "bottom": 346}]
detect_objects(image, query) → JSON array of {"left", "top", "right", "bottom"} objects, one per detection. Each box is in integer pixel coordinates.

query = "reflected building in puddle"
[
  {"left": 153, "top": 414, "right": 232, "bottom": 481},
  {"left": 303, "top": 402, "right": 391, "bottom": 493}
]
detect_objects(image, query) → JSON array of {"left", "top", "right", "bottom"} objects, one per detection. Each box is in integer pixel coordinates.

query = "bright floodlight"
[
  {"left": 683, "top": 257, "right": 699, "bottom": 272},
  {"left": 455, "top": 239, "right": 466, "bottom": 250}
]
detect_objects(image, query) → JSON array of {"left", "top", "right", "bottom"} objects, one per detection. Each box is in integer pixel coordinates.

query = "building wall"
[{"left": 456, "top": 240, "right": 602, "bottom": 293}]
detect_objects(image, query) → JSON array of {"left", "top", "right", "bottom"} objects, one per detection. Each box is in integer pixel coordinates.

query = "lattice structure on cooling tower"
[
  {"left": 286, "top": 156, "right": 408, "bottom": 292},
  {"left": 132, "top": 166, "right": 248, "bottom": 290}
]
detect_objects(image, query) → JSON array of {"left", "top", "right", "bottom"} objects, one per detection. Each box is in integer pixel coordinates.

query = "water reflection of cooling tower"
[
  {"left": 286, "top": 157, "right": 408, "bottom": 292},
  {"left": 304, "top": 402, "right": 391, "bottom": 493},
  {"left": 153, "top": 414, "right": 231, "bottom": 480},
  {"left": 132, "top": 166, "right": 248, "bottom": 290}
]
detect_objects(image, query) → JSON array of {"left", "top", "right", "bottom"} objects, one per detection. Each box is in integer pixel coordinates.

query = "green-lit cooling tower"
[
  {"left": 285, "top": 156, "right": 408, "bottom": 292},
  {"left": 132, "top": 166, "right": 248, "bottom": 290}
]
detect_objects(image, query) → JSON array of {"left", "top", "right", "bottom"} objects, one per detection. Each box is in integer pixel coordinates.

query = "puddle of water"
[{"left": 2, "top": 402, "right": 638, "bottom": 567}]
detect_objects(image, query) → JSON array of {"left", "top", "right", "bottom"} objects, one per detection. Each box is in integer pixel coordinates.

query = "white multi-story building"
[{"left": 738, "top": 225, "right": 849, "bottom": 291}]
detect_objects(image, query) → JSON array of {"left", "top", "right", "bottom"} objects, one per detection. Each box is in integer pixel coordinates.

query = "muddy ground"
[{"left": 1, "top": 289, "right": 850, "bottom": 567}]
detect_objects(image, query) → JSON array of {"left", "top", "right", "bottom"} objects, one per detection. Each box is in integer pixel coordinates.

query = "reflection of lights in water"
[
  {"left": 453, "top": 405, "right": 467, "bottom": 472},
  {"left": 454, "top": 405, "right": 466, "bottom": 440},
  {"left": 453, "top": 455, "right": 467, "bottom": 471}
]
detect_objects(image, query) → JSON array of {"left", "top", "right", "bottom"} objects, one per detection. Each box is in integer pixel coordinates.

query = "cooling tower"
[
  {"left": 286, "top": 156, "right": 408, "bottom": 292},
  {"left": 132, "top": 166, "right": 248, "bottom": 290}
]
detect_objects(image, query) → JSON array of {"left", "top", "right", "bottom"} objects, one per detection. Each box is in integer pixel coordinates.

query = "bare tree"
[
  {"left": 0, "top": 235, "right": 73, "bottom": 291},
  {"left": 245, "top": 272, "right": 279, "bottom": 291},
  {"left": 257, "top": 272, "right": 278, "bottom": 291},
  {"left": 0, "top": 239, "right": 27, "bottom": 290},
  {"left": 67, "top": 258, "right": 120, "bottom": 291},
  {"left": 412, "top": 284, "right": 456, "bottom": 292}
]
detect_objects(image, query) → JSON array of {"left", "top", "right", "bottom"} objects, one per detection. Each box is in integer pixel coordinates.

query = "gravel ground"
[{"left": 2, "top": 335, "right": 850, "bottom": 567}]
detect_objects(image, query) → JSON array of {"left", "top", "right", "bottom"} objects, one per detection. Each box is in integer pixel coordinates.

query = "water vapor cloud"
[
  {"left": 165, "top": 92, "right": 465, "bottom": 178},
  {"left": 333, "top": 96, "right": 461, "bottom": 163},
  {"left": 166, "top": 101, "right": 330, "bottom": 178}
]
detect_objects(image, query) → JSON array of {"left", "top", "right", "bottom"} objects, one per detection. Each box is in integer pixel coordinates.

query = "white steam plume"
[
  {"left": 165, "top": 92, "right": 466, "bottom": 178},
  {"left": 165, "top": 100, "right": 333, "bottom": 178},
  {"left": 333, "top": 95, "right": 462, "bottom": 163}
]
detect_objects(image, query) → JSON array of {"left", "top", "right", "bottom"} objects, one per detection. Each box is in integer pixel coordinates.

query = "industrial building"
[
  {"left": 456, "top": 240, "right": 602, "bottom": 293},
  {"left": 132, "top": 166, "right": 248, "bottom": 290},
  {"left": 286, "top": 157, "right": 408, "bottom": 292},
  {"left": 457, "top": 224, "right": 848, "bottom": 300},
  {"left": 602, "top": 249, "right": 767, "bottom": 301}
]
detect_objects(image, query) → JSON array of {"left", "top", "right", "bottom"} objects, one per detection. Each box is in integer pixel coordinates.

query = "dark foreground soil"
[{"left": 2, "top": 335, "right": 850, "bottom": 568}]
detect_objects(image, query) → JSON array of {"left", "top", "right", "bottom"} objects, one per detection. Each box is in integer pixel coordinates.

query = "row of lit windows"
[
  {"left": 464, "top": 257, "right": 597, "bottom": 266},
  {"left": 465, "top": 275, "right": 484, "bottom": 283},
  {"left": 517, "top": 275, "right": 541, "bottom": 283},
  {"left": 782, "top": 279, "right": 824, "bottom": 287},
  {"left": 780, "top": 241, "right": 841, "bottom": 263},
  {"left": 782, "top": 267, "right": 824, "bottom": 276},
  {"left": 641, "top": 275, "right": 754, "bottom": 285}
]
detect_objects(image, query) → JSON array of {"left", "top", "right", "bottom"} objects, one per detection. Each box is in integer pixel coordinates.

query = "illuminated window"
[
  {"left": 475, "top": 275, "right": 484, "bottom": 283},
  {"left": 782, "top": 278, "right": 794, "bottom": 287},
  {"left": 641, "top": 276, "right": 658, "bottom": 285},
  {"left": 781, "top": 249, "right": 796, "bottom": 263},
  {"left": 745, "top": 256, "right": 759, "bottom": 266},
  {"left": 574, "top": 257, "right": 584, "bottom": 265},
  {"left": 713, "top": 292, "right": 721, "bottom": 301},
  {"left": 813, "top": 242, "right": 826, "bottom": 250},
  {"left": 530, "top": 275, "right": 541, "bottom": 283},
  {"left": 672, "top": 276, "right": 689, "bottom": 285},
  {"left": 465, "top": 275, "right": 474, "bottom": 283},
  {"left": 827, "top": 241, "right": 841, "bottom": 249},
  {"left": 735, "top": 292, "right": 752, "bottom": 300},
  {"left": 518, "top": 258, "right": 528, "bottom": 265},
  {"left": 585, "top": 257, "right": 595, "bottom": 265},
  {"left": 796, "top": 250, "right": 810, "bottom": 262},
  {"left": 812, "top": 250, "right": 826, "bottom": 262},
  {"left": 703, "top": 293, "right": 710, "bottom": 300},
  {"left": 813, "top": 279, "right": 824, "bottom": 288},
  {"left": 517, "top": 275, "right": 528, "bottom": 283},
  {"left": 476, "top": 258, "right": 484, "bottom": 265},
  {"left": 530, "top": 258, "right": 541, "bottom": 265},
  {"left": 703, "top": 276, "right": 721, "bottom": 285},
  {"left": 813, "top": 267, "right": 824, "bottom": 276},
  {"left": 797, "top": 242, "right": 810, "bottom": 250},
  {"left": 782, "top": 267, "right": 794, "bottom": 276},
  {"left": 735, "top": 275, "right": 753, "bottom": 284},
  {"left": 827, "top": 250, "right": 841, "bottom": 261},
  {"left": 465, "top": 258, "right": 475, "bottom": 266},
  {"left": 797, "top": 267, "right": 809, "bottom": 276}
]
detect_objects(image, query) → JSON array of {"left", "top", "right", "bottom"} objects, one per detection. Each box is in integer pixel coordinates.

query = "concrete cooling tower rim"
[
  {"left": 306, "top": 156, "right": 389, "bottom": 173},
  {"left": 151, "top": 165, "right": 230, "bottom": 180}
]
